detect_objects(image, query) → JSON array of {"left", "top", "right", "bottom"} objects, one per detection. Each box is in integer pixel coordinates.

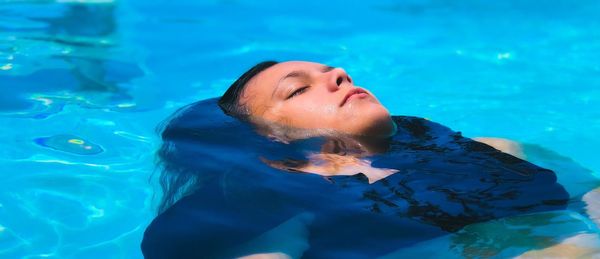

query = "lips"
[{"left": 340, "top": 88, "right": 368, "bottom": 107}]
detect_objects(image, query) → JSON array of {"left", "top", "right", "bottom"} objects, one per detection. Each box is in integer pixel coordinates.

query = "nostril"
[
  {"left": 347, "top": 76, "right": 352, "bottom": 83},
  {"left": 336, "top": 76, "right": 343, "bottom": 86}
]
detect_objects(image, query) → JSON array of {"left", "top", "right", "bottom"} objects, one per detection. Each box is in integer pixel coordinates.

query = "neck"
[
  {"left": 355, "top": 135, "right": 393, "bottom": 155},
  {"left": 321, "top": 134, "right": 392, "bottom": 156}
]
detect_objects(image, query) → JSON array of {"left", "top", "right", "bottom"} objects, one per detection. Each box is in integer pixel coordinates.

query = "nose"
[{"left": 325, "top": 68, "right": 351, "bottom": 91}]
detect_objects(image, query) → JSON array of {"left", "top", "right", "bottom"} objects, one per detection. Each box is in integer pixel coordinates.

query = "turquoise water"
[{"left": 1, "top": 0, "right": 599, "bottom": 258}]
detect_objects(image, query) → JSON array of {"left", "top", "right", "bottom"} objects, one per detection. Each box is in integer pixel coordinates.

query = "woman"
[{"left": 142, "top": 61, "right": 598, "bottom": 258}]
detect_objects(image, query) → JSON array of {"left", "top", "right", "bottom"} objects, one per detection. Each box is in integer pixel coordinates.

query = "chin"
[{"left": 346, "top": 105, "right": 395, "bottom": 137}]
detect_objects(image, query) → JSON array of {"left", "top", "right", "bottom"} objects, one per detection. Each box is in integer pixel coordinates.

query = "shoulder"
[
  {"left": 472, "top": 137, "right": 525, "bottom": 159},
  {"left": 391, "top": 116, "right": 462, "bottom": 141}
]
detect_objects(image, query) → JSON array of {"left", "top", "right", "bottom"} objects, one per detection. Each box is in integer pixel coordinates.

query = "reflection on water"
[
  {"left": 34, "top": 134, "right": 103, "bottom": 155},
  {"left": 0, "top": 1, "right": 142, "bottom": 114},
  {"left": 0, "top": 1, "right": 152, "bottom": 258}
]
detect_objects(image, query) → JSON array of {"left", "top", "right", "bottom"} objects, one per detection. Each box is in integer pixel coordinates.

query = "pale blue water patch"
[{"left": 1, "top": 0, "right": 599, "bottom": 258}]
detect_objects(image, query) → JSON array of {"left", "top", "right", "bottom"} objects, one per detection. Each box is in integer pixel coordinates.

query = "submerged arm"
[{"left": 473, "top": 137, "right": 526, "bottom": 159}]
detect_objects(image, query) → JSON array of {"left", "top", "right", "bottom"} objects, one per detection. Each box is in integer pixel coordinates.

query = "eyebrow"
[{"left": 271, "top": 65, "right": 336, "bottom": 99}]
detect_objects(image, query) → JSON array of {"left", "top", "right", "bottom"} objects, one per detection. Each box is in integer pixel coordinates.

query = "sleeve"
[{"left": 141, "top": 184, "right": 297, "bottom": 259}]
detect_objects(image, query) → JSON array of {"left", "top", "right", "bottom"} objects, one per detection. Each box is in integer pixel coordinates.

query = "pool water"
[{"left": 1, "top": 0, "right": 599, "bottom": 258}]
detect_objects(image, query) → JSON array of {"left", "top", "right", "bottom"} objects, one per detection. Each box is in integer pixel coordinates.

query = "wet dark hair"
[
  {"left": 153, "top": 97, "right": 311, "bottom": 214},
  {"left": 218, "top": 61, "right": 279, "bottom": 118},
  {"left": 153, "top": 61, "right": 280, "bottom": 214}
]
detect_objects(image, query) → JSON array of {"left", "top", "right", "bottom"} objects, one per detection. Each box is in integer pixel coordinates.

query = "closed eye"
[{"left": 287, "top": 86, "right": 310, "bottom": 99}]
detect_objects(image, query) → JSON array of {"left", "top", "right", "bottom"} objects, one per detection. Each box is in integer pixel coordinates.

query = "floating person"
[{"left": 141, "top": 61, "right": 599, "bottom": 258}]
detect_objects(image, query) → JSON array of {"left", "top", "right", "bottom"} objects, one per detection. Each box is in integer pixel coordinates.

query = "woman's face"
[{"left": 240, "top": 61, "right": 396, "bottom": 137}]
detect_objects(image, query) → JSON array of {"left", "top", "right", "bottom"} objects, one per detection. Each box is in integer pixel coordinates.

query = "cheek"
[{"left": 277, "top": 100, "right": 340, "bottom": 127}]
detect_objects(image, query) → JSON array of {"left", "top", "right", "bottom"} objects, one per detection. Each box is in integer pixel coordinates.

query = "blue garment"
[{"left": 141, "top": 99, "right": 568, "bottom": 258}]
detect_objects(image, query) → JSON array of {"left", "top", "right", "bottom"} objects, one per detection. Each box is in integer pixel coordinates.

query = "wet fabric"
[{"left": 141, "top": 98, "right": 568, "bottom": 258}]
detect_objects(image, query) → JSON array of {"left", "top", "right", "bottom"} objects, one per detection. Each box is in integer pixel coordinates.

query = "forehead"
[
  {"left": 241, "top": 61, "right": 324, "bottom": 114},
  {"left": 246, "top": 61, "right": 324, "bottom": 90}
]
